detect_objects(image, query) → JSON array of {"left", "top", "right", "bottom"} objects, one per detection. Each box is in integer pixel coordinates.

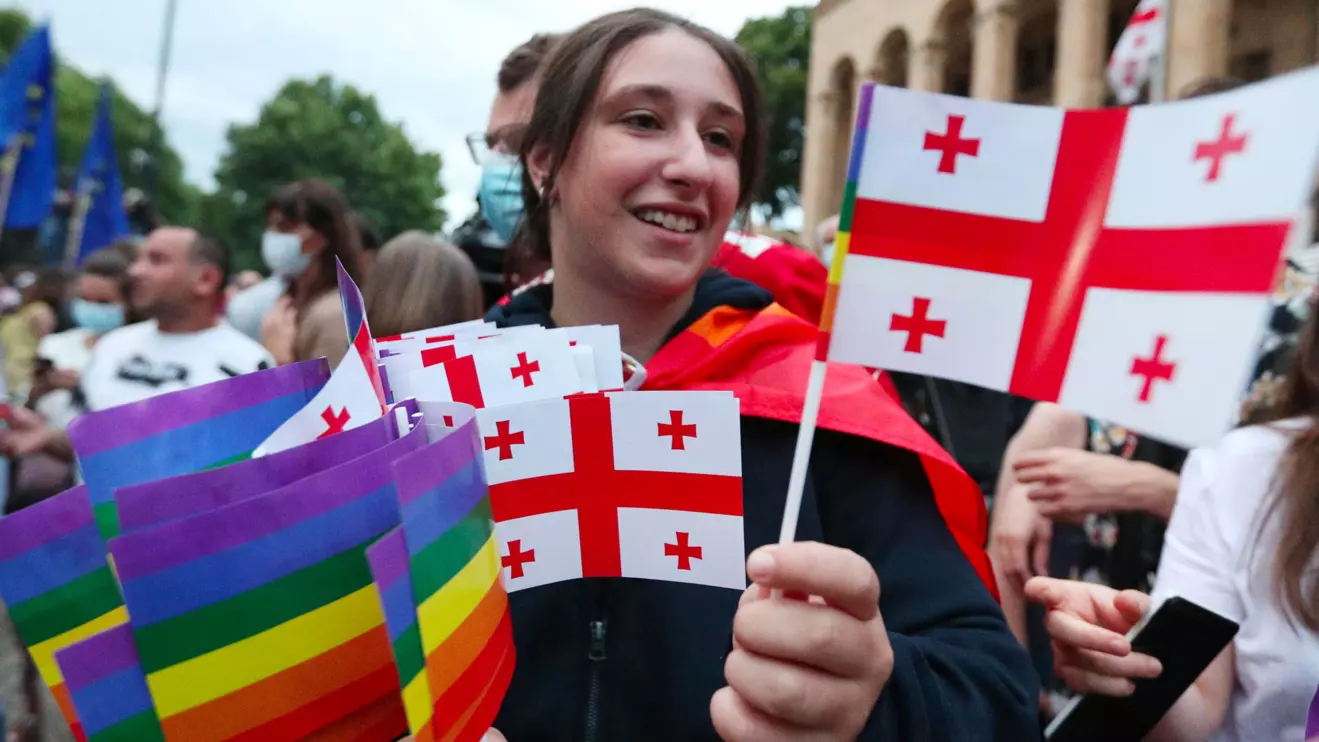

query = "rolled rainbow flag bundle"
[
  {"left": 54, "top": 624, "right": 163, "bottom": 742},
  {"left": 367, "top": 529, "right": 435, "bottom": 742}
]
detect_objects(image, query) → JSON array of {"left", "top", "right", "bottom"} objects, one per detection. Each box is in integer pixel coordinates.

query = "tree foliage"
[
  {"left": 735, "top": 5, "right": 812, "bottom": 220},
  {"left": 0, "top": 8, "right": 199, "bottom": 228},
  {"left": 203, "top": 76, "right": 446, "bottom": 273}
]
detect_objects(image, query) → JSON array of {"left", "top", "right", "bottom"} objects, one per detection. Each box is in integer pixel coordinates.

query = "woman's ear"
[{"left": 526, "top": 145, "right": 553, "bottom": 197}]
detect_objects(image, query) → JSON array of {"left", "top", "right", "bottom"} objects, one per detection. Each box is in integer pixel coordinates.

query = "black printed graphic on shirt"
[{"left": 115, "top": 354, "right": 189, "bottom": 388}]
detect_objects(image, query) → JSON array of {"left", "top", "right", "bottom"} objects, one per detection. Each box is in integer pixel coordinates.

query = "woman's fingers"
[
  {"left": 1044, "top": 609, "right": 1131, "bottom": 656},
  {"left": 1057, "top": 642, "right": 1162, "bottom": 680}
]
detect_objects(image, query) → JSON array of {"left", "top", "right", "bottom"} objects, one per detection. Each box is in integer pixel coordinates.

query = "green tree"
[
  {"left": 735, "top": 6, "right": 812, "bottom": 220},
  {"left": 204, "top": 75, "right": 446, "bottom": 273}
]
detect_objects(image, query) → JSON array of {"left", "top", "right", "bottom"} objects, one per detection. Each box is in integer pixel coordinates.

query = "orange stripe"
[
  {"left": 818, "top": 282, "right": 841, "bottom": 334},
  {"left": 160, "top": 626, "right": 394, "bottom": 742},
  {"left": 686, "top": 306, "right": 757, "bottom": 348},
  {"left": 50, "top": 681, "right": 78, "bottom": 729},
  {"left": 441, "top": 642, "right": 516, "bottom": 742},
  {"left": 431, "top": 616, "right": 513, "bottom": 736},
  {"left": 424, "top": 583, "right": 507, "bottom": 699},
  {"left": 302, "top": 685, "right": 407, "bottom": 742},
  {"left": 414, "top": 722, "right": 437, "bottom": 742},
  {"left": 234, "top": 665, "right": 398, "bottom": 742}
]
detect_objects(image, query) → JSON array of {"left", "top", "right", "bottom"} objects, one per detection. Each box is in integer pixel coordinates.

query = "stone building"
[{"left": 802, "top": 0, "right": 1319, "bottom": 236}]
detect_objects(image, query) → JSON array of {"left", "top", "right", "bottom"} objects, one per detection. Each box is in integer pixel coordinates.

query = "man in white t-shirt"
[{"left": 0, "top": 228, "right": 273, "bottom": 459}]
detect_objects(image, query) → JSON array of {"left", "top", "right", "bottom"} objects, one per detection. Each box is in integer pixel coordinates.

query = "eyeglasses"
[{"left": 466, "top": 125, "right": 529, "bottom": 165}]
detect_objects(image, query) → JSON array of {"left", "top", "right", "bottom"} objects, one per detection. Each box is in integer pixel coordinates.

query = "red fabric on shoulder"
[
  {"left": 644, "top": 303, "right": 998, "bottom": 600},
  {"left": 714, "top": 234, "right": 827, "bottom": 325}
]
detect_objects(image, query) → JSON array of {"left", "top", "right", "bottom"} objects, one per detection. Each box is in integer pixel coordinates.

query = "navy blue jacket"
[{"left": 486, "top": 272, "right": 1040, "bottom": 741}]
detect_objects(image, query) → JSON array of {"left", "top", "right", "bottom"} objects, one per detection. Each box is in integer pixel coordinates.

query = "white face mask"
[{"left": 261, "top": 231, "right": 312, "bottom": 277}]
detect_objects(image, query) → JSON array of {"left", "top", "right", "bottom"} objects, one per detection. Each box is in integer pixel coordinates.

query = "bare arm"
[{"left": 1146, "top": 646, "right": 1235, "bottom": 742}]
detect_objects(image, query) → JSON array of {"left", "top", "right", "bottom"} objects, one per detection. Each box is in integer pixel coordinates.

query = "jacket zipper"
[{"left": 584, "top": 618, "right": 607, "bottom": 742}]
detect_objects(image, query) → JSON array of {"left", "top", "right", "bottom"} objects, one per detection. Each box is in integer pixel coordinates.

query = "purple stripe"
[
  {"left": 338, "top": 259, "right": 366, "bottom": 335},
  {"left": 1308, "top": 687, "right": 1319, "bottom": 737},
  {"left": 69, "top": 359, "right": 330, "bottom": 457},
  {"left": 393, "top": 418, "right": 482, "bottom": 507},
  {"left": 366, "top": 528, "right": 409, "bottom": 592},
  {"left": 0, "top": 485, "right": 93, "bottom": 561},
  {"left": 109, "top": 421, "right": 427, "bottom": 582},
  {"left": 114, "top": 412, "right": 396, "bottom": 533},
  {"left": 845, "top": 83, "right": 875, "bottom": 184},
  {"left": 379, "top": 362, "right": 393, "bottom": 404},
  {"left": 54, "top": 623, "right": 138, "bottom": 692}
]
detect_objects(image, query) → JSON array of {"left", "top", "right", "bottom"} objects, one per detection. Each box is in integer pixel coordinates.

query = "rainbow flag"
[
  {"left": 115, "top": 411, "right": 398, "bottom": 534},
  {"left": 107, "top": 420, "right": 428, "bottom": 741},
  {"left": 0, "top": 486, "right": 126, "bottom": 741},
  {"left": 366, "top": 529, "right": 434, "bottom": 742},
  {"left": 54, "top": 625, "right": 163, "bottom": 742},
  {"left": 392, "top": 417, "right": 514, "bottom": 741},
  {"left": 69, "top": 359, "right": 331, "bottom": 539}
]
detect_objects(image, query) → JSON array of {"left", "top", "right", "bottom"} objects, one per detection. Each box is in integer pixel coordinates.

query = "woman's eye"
[
  {"left": 622, "top": 112, "right": 662, "bottom": 131},
  {"left": 705, "top": 130, "right": 735, "bottom": 150}
]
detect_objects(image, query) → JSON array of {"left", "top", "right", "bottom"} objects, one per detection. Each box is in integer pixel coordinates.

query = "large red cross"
[
  {"left": 1194, "top": 114, "right": 1247, "bottom": 183},
  {"left": 657, "top": 410, "right": 697, "bottom": 450},
  {"left": 890, "top": 297, "right": 946, "bottom": 353},
  {"left": 1131, "top": 334, "right": 1176, "bottom": 402},
  {"left": 924, "top": 114, "right": 980, "bottom": 174},
  {"left": 501, "top": 539, "right": 536, "bottom": 579},
  {"left": 484, "top": 420, "right": 525, "bottom": 460},
  {"left": 317, "top": 406, "right": 350, "bottom": 439},
  {"left": 510, "top": 352, "right": 541, "bottom": 388},
  {"left": 850, "top": 107, "right": 1284, "bottom": 403},
  {"left": 489, "top": 396, "right": 741, "bottom": 578},
  {"left": 664, "top": 532, "right": 703, "bottom": 571}
]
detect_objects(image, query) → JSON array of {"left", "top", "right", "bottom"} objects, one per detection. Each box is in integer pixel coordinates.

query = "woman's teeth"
[{"left": 636, "top": 209, "right": 698, "bottom": 233}]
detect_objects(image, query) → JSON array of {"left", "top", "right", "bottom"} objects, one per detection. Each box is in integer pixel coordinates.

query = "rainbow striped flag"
[
  {"left": 107, "top": 419, "right": 428, "bottom": 741},
  {"left": 69, "top": 359, "right": 330, "bottom": 540},
  {"left": 114, "top": 410, "right": 398, "bottom": 534},
  {"left": 366, "top": 528, "right": 434, "bottom": 742},
  {"left": 0, "top": 486, "right": 126, "bottom": 741},
  {"left": 54, "top": 624, "right": 163, "bottom": 742},
  {"left": 392, "top": 417, "right": 514, "bottom": 741}
]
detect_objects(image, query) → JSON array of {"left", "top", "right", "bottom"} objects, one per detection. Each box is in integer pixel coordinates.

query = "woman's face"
[
  {"left": 266, "top": 210, "right": 326, "bottom": 255},
  {"left": 535, "top": 29, "right": 745, "bottom": 302}
]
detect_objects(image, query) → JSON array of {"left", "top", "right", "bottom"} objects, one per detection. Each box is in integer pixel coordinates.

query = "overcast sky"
[{"left": 14, "top": 0, "right": 795, "bottom": 228}]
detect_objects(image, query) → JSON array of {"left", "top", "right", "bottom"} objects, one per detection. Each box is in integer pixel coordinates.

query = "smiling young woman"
[{"left": 484, "top": 9, "right": 1038, "bottom": 742}]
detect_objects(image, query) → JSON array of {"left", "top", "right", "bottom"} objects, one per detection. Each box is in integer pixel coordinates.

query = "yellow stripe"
[
  {"left": 416, "top": 537, "right": 499, "bottom": 655},
  {"left": 30, "top": 606, "right": 128, "bottom": 684},
  {"left": 146, "top": 586, "right": 383, "bottom": 718},
  {"left": 402, "top": 673, "right": 433, "bottom": 733},
  {"left": 827, "top": 231, "right": 851, "bottom": 285}
]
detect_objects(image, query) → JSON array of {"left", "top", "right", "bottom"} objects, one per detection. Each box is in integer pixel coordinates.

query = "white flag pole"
[{"left": 778, "top": 359, "right": 828, "bottom": 544}]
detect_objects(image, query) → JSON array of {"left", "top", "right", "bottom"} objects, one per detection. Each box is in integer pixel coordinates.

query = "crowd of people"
[{"left": 1, "top": 6, "right": 1319, "bottom": 741}]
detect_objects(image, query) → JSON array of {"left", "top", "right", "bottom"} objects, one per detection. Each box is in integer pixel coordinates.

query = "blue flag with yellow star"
[
  {"left": 71, "top": 84, "right": 129, "bottom": 263},
  {"left": 0, "top": 24, "right": 56, "bottom": 229}
]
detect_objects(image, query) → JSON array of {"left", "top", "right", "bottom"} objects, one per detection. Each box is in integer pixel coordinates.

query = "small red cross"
[
  {"left": 1130, "top": 7, "right": 1160, "bottom": 26},
  {"left": 443, "top": 415, "right": 455, "bottom": 427},
  {"left": 890, "top": 297, "right": 947, "bottom": 353},
  {"left": 1194, "top": 114, "right": 1248, "bottom": 182},
  {"left": 657, "top": 410, "right": 697, "bottom": 450},
  {"left": 510, "top": 352, "right": 541, "bottom": 388},
  {"left": 317, "top": 406, "right": 351, "bottom": 439},
  {"left": 484, "top": 420, "right": 526, "bottom": 460},
  {"left": 1130, "top": 334, "right": 1176, "bottom": 403},
  {"left": 664, "top": 532, "right": 703, "bottom": 571},
  {"left": 501, "top": 539, "right": 536, "bottom": 579},
  {"left": 923, "top": 114, "right": 980, "bottom": 174}
]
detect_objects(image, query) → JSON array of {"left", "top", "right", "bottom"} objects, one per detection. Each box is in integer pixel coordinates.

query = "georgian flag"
[
  {"left": 1106, "top": 0, "right": 1168, "bottom": 105},
  {"left": 826, "top": 71, "right": 1319, "bottom": 447},
  {"left": 374, "top": 319, "right": 493, "bottom": 345},
  {"left": 477, "top": 391, "right": 745, "bottom": 593},
  {"left": 409, "top": 330, "right": 583, "bottom": 409}
]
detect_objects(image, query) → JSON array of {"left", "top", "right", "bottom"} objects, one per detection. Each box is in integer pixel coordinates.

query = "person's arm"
[
  {"left": 294, "top": 295, "right": 349, "bottom": 369},
  {"left": 1146, "top": 648, "right": 1235, "bottom": 742},
  {"left": 814, "top": 429, "right": 1040, "bottom": 740}
]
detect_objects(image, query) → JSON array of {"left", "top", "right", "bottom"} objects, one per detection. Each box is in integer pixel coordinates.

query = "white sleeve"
[{"left": 1149, "top": 446, "right": 1245, "bottom": 622}]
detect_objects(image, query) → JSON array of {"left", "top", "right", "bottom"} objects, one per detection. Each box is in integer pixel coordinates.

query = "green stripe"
[
  {"left": 409, "top": 498, "right": 493, "bottom": 601},
  {"left": 93, "top": 502, "right": 121, "bottom": 541},
  {"left": 134, "top": 543, "right": 374, "bottom": 673},
  {"left": 392, "top": 622, "right": 425, "bottom": 685},
  {"left": 9, "top": 567, "right": 123, "bottom": 645},
  {"left": 838, "top": 180, "right": 859, "bottom": 234},
  {"left": 204, "top": 450, "right": 252, "bottom": 470},
  {"left": 89, "top": 710, "right": 166, "bottom": 742}
]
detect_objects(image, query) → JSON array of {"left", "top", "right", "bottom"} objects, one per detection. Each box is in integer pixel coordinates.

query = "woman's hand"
[
  {"left": 1024, "top": 577, "right": 1162, "bottom": 696},
  {"left": 712, "top": 543, "right": 892, "bottom": 742},
  {"left": 1016, "top": 448, "right": 1146, "bottom": 520},
  {"left": 988, "top": 483, "right": 1053, "bottom": 588},
  {"left": 260, "top": 295, "right": 298, "bottom": 366}
]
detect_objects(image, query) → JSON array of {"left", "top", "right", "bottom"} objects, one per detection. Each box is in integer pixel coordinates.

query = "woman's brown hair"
[
  {"left": 363, "top": 231, "right": 484, "bottom": 338},
  {"left": 515, "top": 8, "right": 766, "bottom": 262},
  {"left": 265, "top": 179, "right": 363, "bottom": 308},
  {"left": 1267, "top": 301, "right": 1319, "bottom": 630}
]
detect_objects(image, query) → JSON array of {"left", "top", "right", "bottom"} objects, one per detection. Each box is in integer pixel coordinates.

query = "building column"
[
  {"left": 910, "top": 39, "right": 947, "bottom": 93},
  {"left": 971, "top": 1, "right": 1019, "bottom": 100},
  {"left": 1055, "top": 0, "right": 1110, "bottom": 107},
  {"left": 1167, "top": 0, "right": 1231, "bottom": 98},
  {"left": 802, "top": 89, "right": 841, "bottom": 241}
]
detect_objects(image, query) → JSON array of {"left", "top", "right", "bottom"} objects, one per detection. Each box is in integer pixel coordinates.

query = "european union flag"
[
  {"left": 0, "top": 24, "right": 55, "bottom": 230},
  {"left": 68, "top": 83, "right": 129, "bottom": 264}
]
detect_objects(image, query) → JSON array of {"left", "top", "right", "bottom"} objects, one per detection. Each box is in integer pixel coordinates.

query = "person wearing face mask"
[{"left": 257, "top": 179, "right": 365, "bottom": 368}]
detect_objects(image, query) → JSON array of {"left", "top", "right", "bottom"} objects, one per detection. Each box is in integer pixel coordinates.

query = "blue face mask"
[
  {"left": 479, "top": 154, "right": 525, "bottom": 243},
  {"left": 70, "top": 298, "right": 125, "bottom": 335}
]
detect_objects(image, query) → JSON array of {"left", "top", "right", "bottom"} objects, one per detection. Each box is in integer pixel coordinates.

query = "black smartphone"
[{"left": 1044, "top": 596, "right": 1239, "bottom": 742}]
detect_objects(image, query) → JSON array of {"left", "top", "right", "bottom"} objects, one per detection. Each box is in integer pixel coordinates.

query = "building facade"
[{"left": 802, "top": 0, "right": 1319, "bottom": 236}]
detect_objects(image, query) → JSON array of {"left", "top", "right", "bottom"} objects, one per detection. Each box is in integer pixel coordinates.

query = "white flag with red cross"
[
  {"left": 1107, "top": 0, "right": 1168, "bottom": 105},
  {"left": 408, "top": 330, "right": 584, "bottom": 409},
  {"left": 823, "top": 71, "right": 1319, "bottom": 447},
  {"left": 374, "top": 319, "right": 493, "bottom": 345},
  {"left": 476, "top": 391, "right": 745, "bottom": 592}
]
